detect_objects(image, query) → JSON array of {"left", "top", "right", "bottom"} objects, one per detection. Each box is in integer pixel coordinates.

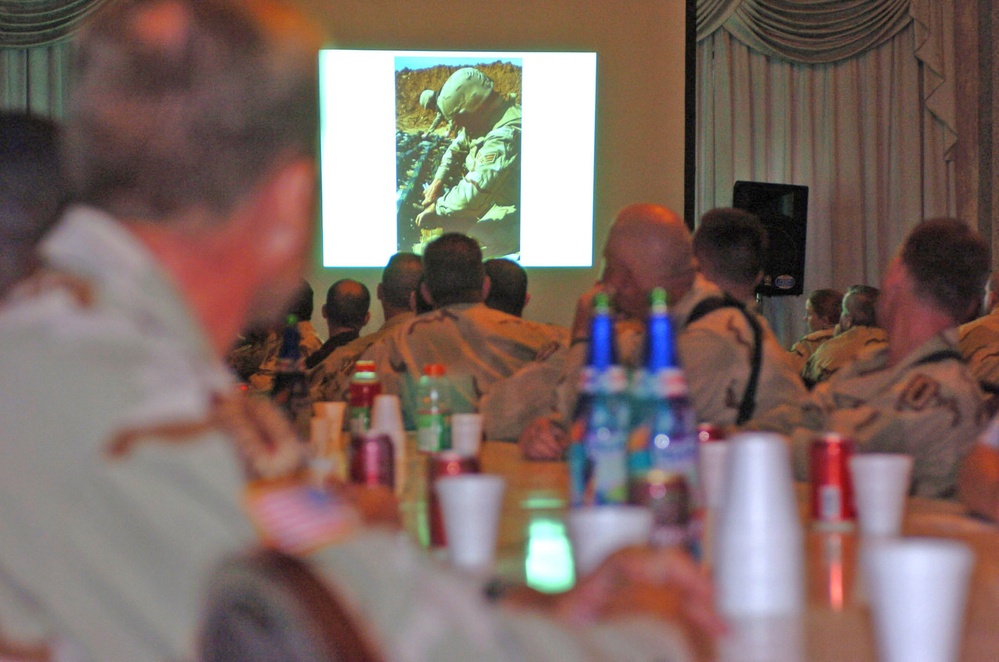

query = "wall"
[{"left": 299, "top": 0, "right": 688, "bottom": 331}]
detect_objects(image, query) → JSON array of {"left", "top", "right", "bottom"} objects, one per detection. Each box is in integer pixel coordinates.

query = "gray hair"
[{"left": 64, "top": 0, "right": 323, "bottom": 221}]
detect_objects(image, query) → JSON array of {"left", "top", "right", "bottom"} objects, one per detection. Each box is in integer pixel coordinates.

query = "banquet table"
[{"left": 342, "top": 437, "right": 999, "bottom": 661}]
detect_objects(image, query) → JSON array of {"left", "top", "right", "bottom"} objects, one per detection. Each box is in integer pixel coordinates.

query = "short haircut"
[
  {"left": 0, "top": 113, "right": 68, "bottom": 291},
  {"left": 381, "top": 252, "right": 423, "bottom": 310},
  {"left": 843, "top": 284, "right": 879, "bottom": 327},
  {"left": 484, "top": 258, "right": 528, "bottom": 317},
  {"left": 808, "top": 288, "right": 843, "bottom": 326},
  {"left": 692, "top": 208, "right": 768, "bottom": 285},
  {"left": 422, "top": 233, "right": 485, "bottom": 307},
  {"left": 64, "top": 0, "right": 323, "bottom": 221},
  {"left": 286, "top": 280, "right": 314, "bottom": 322},
  {"left": 325, "top": 279, "right": 370, "bottom": 328},
  {"left": 901, "top": 218, "right": 990, "bottom": 322}
]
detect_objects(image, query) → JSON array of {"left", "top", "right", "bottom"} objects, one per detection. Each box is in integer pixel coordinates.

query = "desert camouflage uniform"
[
  {"left": 750, "top": 331, "right": 987, "bottom": 498},
  {"left": 958, "top": 308, "right": 999, "bottom": 388},
  {"left": 241, "top": 320, "right": 322, "bottom": 394},
  {"left": 360, "top": 302, "right": 569, "bottom": 428},
  {"left": 308, "top": 312, "right": 415, "bottom": 403},
  {"left": 490, "top": 276, "right": 807, "bottom": 439},
  {"left": 802, "top": 325, "right": 887, "bottom": 386},
  {"left": 434, "top": 102, "right": 521, "bottom": 257},
  {"left": 788, "top": 328, "right": 835, "bottom": 373}
]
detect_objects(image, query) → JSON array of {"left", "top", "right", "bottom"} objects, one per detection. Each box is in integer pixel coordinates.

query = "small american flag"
[{"left": 244, "top": 479, "right": 359, "bottom": 555}]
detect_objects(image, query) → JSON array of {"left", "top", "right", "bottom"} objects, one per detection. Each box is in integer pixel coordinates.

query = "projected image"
[
  {"left": 395, "top": 58, "right": 523, "bottom": 259},
  {"left": 320, "top": 50, "right": 595, "bottom": 268}
]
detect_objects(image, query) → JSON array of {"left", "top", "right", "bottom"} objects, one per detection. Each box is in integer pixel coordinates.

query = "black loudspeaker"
[{"left": 732, "top": 181, "right": 808, "bottom": 297}]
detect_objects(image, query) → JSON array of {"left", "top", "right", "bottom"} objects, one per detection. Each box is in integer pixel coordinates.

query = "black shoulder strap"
[
  {"left": 913, "top": 349, "right": 965, "bottom": 366},
  {"left": 687, "top": 295, "right": 763, "bottom": 425}
]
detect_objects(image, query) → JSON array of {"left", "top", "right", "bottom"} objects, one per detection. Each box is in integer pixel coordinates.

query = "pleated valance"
[
  {"left": 0, "top": 0, "right": 112, "bottom": 48},
  {"left": 697, "top": 0, "right": 911, "bottom": 64}
]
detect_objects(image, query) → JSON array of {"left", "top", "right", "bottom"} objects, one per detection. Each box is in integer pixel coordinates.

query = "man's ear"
[
  {"left": 524, "top": 292, "right": 531, "bottom": 309},
  {"left": 376, "top": 282, "right": 385, "bottom": 302},
  {"left": 363, "top": 311, "right": 371, "bottom": 327},
  {"left": 481, "top": 275, "right": 491, "bottom": 301},
  {"left": 256, "top": 158, "right": 316, "bottom": 269},
  {"left": 420, "top": 281, "right": 434, "bottom": 308}
]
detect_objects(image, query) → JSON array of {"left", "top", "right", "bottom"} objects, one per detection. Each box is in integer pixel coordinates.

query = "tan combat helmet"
[{"left": 436, "top": 67, "right": 494, "bottom": 120}]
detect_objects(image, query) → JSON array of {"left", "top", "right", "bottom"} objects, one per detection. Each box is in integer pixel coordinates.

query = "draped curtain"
[
  {"left": 696, "top": 0, "right": 957, "bottom": 347},
  {"left": 0, "top": 0, "right": 111, "bottom": 115}
]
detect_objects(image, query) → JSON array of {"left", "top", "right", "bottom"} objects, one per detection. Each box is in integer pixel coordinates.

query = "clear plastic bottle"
[
  {"left": 416, "top": 363, "right": 452, "bottom": 452},
  {"left": 568, "top": 292, "right": 631, "bottom": 506}
]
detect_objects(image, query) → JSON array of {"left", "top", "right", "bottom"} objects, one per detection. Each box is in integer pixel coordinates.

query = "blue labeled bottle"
[
  {"left": 271, "top": 314, "right": 311, "bottom": 439},
  {"left": 568, "top": 292, "right": 631, "bottom": 507},
  {"left": 627, "top": 288, "right": 700, "bottom": 549}
]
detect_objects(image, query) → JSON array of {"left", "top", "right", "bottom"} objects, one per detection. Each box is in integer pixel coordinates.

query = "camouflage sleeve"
[
  {"left": 435, "top": 124, "right": 520, "bottom": 221},
  {"left": 433, "top": 132, "right": 468, "bottom": 182}
]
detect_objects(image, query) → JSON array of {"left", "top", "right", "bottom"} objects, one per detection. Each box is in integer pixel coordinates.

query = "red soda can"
[
  {"left": 697, "top": 423, "right": 726, "bottom": 443},
  {"left": 427, "top": 451, "right": 480, "bottom": 547},
  {"left": 349, "top": 431, "right": 394, "bottom": 489},
  {"left": 810, "top": 433, "right": 856, "bottom": 530},
  {"left": 632, "top": 470, "right": 690, "bottom": 548}
]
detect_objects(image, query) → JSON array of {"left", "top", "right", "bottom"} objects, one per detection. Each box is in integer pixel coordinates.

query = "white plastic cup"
[
  {"left": 450, "top": 412, "right": 484, "bottom": 457},
  {"left": 862, "top": 538, "right": 974, "bottom": 662},
  {"left": 371, "top": 394, "right": 407, "bottom": 493},
  {"left": 849, "top": 453, "right": 913, "bottom": 537},
  {"left": 435, "top": 474, "right": 506, "bottom": 575},
  {"left": 566, "top": 505, "right": 653, "bottom": 577},
  {"left": 714, "top": 433, "right": 804, "bottom": 617},
  {"left": 698, "top": 440, "right": 730, "bottom": 511},
  {"left": 312, "top": 401, "right": 347, "bottom": 452}
]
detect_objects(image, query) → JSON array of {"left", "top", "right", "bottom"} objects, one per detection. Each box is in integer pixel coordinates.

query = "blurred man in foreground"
[
  {"left": 751, "top": 219, "right": 989, "bottom": 497},
  {"left": 0, "top": 3, "right": 724, "bottom": 658}
]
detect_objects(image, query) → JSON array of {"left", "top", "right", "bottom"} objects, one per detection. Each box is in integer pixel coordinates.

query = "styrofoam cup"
[
  {"left": 435, "top": 474, "right": 506, "bottom": 575},
  {"left": 451, "top": 412, "right": 484, "bottom": 457},
  {"left": 849, "top": 454, "right": 913, "bottom": 537},
  {"left": 566, "top": 505, "right": 653, "bottom": 577}
]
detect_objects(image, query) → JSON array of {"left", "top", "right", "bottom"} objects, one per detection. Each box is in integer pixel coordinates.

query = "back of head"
[
  {"left": 692, "top": 208, "right": 767, "bottom": 287},
  {"left": 286, "top": 280, "right": 314, "bottom": 322},
  {"left": 325, "top": 279, "right": 371, "bottom": 329},
  {"left": 843, "top": 284, "right": 879, "bottom": 327},
  {"left": 65, "top": 0, "right": 323, "bottom": 221},
  {"left": 484, "top": 258, "right": 528, "bottom": 317},
  {"left": 381, "top": 252, "right": 423, "bottom": 311},
  {"left": 423, "top": 233, "right": 484, "bottom": 307},
  {"left": 901, "top": 218, "right": 990, "bottom": 323},
  {"left": 0, "top": 112, "right": 68, "bottom": 292},
  {"left": 809, "top": 289, "right": 843, "bottom": 327}
]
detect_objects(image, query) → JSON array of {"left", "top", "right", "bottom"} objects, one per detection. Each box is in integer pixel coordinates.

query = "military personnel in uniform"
[
  {"left": 361, "top": 233, "right": 568, "bottom": 428},
  {"left": 415, "top": 67, "right": 522, "bottom": 258},
  {"left": 484, "top": 257, "right": 530, "bottom": 317},
  {"left": 691, "top": 207, "right": 767, "bottom": 307},
  {"left": 749, "top": 219, "right": 990, "bottom": 498},
  {"left": 517, "top": 203, "right": 807, "bottom": 459},
  {"left": 310, "top": 252, "right": 423, "bottom": 403},
  {"left": 233, "top": 280, "right": 323, "bottom": 391},
  {"left": 802, "top": 284, "right": 886, "bottom": 387},
  {"left": 958, "top": 271, "right": 999, "bottom": 392},
  {"left": 788, "top": 288, "right": 842, "bottom": 372}
]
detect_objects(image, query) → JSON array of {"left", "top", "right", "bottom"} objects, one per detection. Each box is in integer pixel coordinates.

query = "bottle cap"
[
  {"left": 423, "top": 363, "right": 446, "bottom": 377},
  {"left": 354, "top": 360, "right": 377, "bottom": 374},
  {"left": 286, "top": 314, "right": 298, "bottom": 325}
]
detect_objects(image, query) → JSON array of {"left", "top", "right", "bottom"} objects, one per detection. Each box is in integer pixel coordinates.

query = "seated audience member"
[
  {"left": 691, "top": 207, "right": 767, "bottom": 307},
  {"left": 361, "top": 232, "right": 569, "bottom": 425},
  {"left": 749, "top": 219, "right": 989, "bottom": 498},
  {"left": 231, "top": 279, "right": 323, "bottom": 390},
  {"left": 959, "top": 271, "right": 999, "bottom": 395},
  {"left": 0, "top": 112, "right": 69, "bottom": 297},
  {"left": 305, "top": 278, "right": 370, "bottom": 369},
  {"left": 310, "top": 252, "right": 422, "bottom": 402},
  {"left": 801, "top": 285, "right": 886, "bottom": 387},
  {"left": 484, "top": 257, "right": 529, "bottom": 317},
  {"left": 0, "top": 2, "right": 724, "bottom": 660},
  {"left": 518, "top": 203, "right": 807, "bottom": 460},
  {"left": 788, "top": 288, "right": 843, "bottom": 372}
]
